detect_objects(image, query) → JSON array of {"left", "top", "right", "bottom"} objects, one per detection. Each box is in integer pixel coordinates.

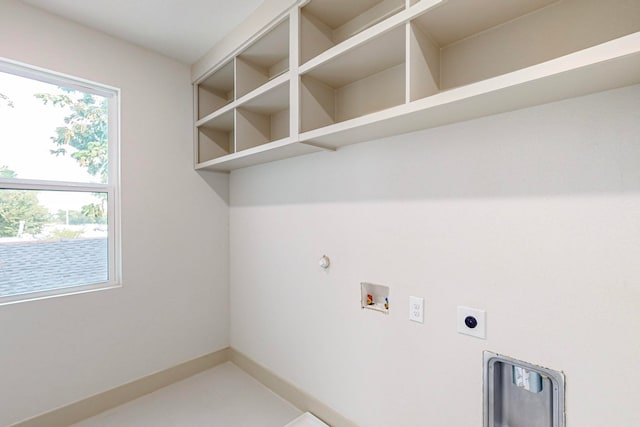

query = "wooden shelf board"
[
  {"left": 298, "top": 0, "right": 443, "bottom": 75},
  {"left": 239, "top": 80, "right": 290, "bottom": 114},
  {"left": 199, "top": 109, "right": 234, "bottom": 131},
  {"left": 302, "top": 25, "right": 405, "bottom": 88},
  {"left": 300, "top": 34, "right": 640, "bottom": 147},
  {"left": 303, "top": 0, "right": 400, "bottom": 29},
  {"left": 414, "top": 0, "right": 558, "bottom": 47},
  {"left": 299, "top": 4, "right": 412, "bottom": 75},
  {"left": 197, "top": 73, "right": 290, "bottom": 128},
  {"left": 196, "top": 102, "right": 235, "bottom": 128},
  {"left": 239, "top": 19, "right": 290, "bottom": 69},
  {"left": 236, "top": 72, "right": 290, "bottom": 110},
  {"left": 195, "top": 138, "right": 332, "bottom": 172}
]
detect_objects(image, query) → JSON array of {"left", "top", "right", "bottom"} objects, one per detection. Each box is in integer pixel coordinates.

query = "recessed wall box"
[
  {"left": 360, "top": 282, "right": 389, "bottom": 314},
  {"left": 484, "top": 351, "right": 565, "bottom": 427}
]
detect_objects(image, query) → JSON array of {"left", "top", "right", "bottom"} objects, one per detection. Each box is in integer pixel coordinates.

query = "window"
[{"left": 0, "top": 59, "right": 120, "bottom": 304}]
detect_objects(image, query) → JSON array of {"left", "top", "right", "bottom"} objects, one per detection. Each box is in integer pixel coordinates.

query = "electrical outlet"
[
  {"left": 409, "top": 296, "right": 424, "bottom": 323},
  {"left": 457, "top": 306, "right": 486, "bottom": 339}
]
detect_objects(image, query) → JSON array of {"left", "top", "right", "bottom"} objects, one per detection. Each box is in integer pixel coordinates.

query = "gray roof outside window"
[{"left": 0, "top": 238, "right": 108, "bottom": 297}]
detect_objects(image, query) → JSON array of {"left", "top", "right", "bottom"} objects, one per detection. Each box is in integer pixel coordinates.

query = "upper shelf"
[
  {"left": 298, "top": 0, "right": 640, "bottom": 143},
  {"left": 195, "top": 138, "right": 329, "bottom": 172},
  {"left": 299, "top": 33, "right": 640, "bottom": 148},
  {"left": 416, "top": 0, "right": 558, "bottom": 48},
  {"left": 409, "top": 0, "right": 640, "bottom": 92},
  {"left": 193, "top": 0, "right": 640, "bottom": 172}
]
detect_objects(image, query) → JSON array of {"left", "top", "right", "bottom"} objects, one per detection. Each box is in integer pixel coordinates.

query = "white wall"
[
  {"left": 0, "top": 1, "right": 229, "bottom": 425},
  {"left": 230, "top": 84, "right": 640, "bottom": 426}
]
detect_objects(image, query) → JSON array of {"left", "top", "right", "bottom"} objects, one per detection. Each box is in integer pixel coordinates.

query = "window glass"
[
  {"left": 0, "top": 60, "right": 119, "bottom": 304},
  {"left": 0, "top": 71, "right": 108, "bottom": 184},
  {"left": 0, "top": 190, "right": 109, "bottom": 298}
]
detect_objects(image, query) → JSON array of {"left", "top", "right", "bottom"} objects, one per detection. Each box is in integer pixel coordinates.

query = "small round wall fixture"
[{"left": 318, "top": 255, "right": 330, "bottom": 269}]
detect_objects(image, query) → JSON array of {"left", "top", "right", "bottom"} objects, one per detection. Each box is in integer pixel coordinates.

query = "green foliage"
[
  {"left": 0, "top": 190, "right": 49, "bottom": 237},
  {"left": 81, "top": 203, "right": 106, "bottom": 223},
  {"left": 46, "top": 228, "right": 83, "bottom": 240},
  {"left": 35, "top": 90, "right": 108, "bottom": 183},
  {"left": 0, "top": 167, "right": 49, "bottom": 237},
  {"left": 0, "top": 89, "right": 110, "bottom": 239},
  {"left": 0, "top": 165, "right": 17, "bottom": 178}
]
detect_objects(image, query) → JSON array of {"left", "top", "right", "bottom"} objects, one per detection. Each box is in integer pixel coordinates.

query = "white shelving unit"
[
  {"left": 194, "top": 15, "right": 330, "bottom": 170},
  {"left": 194, "top": 0, "right": 640, "bottom": 172}
]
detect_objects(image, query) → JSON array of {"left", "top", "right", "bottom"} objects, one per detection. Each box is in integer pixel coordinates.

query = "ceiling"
[{"left": 20, "top": 0, "right": 265, "bottom": 64}]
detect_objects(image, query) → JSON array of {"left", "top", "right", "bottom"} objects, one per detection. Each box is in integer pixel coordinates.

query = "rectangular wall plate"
[
  {"left": 457, "top": 306, "right": 486, "bottom": 339},
  {"left": 409, "top": 296, "right": 424, "bottom": 323}
]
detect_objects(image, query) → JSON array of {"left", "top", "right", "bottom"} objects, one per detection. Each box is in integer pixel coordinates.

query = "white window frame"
[{"left": 0, "top": 58, "right": 121, "bottom": 305}]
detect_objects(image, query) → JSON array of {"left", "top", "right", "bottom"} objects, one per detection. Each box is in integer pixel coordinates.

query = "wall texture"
[
  {"left": 0, "top": 1, "right": 229, "bottom": 425},
  {"left": 230, "top": 84, "right": 640, "bottom": 426}
]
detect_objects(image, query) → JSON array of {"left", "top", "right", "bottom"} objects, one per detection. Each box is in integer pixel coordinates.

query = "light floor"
[{"left": 71, "top": 362, "right": 302, "bottom": 427}]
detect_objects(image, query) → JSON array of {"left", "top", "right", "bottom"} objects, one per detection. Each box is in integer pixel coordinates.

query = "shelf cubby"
[
  {"left": 194, "top": 0, "right": 640, "bottom": 171},
  {"left": 409, "top": 0, "right": 640, "bottom": 100},
  {"left": 236, "top": 81, "right": 290, "bottom": 151},
  {"left": 300, "top": 0, "right": 405, "bottom": 65},
  {"left": 196, "top": 109, "right": 235, "bottom": 165},
  {"left": 236, "top": 19, "right": 290, "bottom": 99},
  {"left": 197, "top": 60, "right": 234, "bottom": 120},
  {"left": 300, "top": 25, "right": 405, "bottom": 132}
]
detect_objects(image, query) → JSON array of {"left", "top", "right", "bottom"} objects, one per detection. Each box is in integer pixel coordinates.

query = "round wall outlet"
[{"left": 457, "top": 306, "right": 486, "bottom": 339}]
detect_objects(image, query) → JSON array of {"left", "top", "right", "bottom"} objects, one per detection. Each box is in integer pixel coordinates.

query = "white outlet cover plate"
[
  {"left": 409, "top": 296, "right": 424, "bottom": 323},
  {"left": 457, "top": 306, "right": 486, "bottom": 339}
]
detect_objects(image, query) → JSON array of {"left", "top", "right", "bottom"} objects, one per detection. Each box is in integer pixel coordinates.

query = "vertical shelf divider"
[
  {"left": 408, "top": 20, "right": 440, "bottom": 102},
  {"left": 404, "top": 22, "right": 411, "bottom": 104},
  {"left": 232, "top": 108, "right": 238, "bottom": 155},
  {"left": 290, "top": 7, "right": 301, "bottom": 140}
]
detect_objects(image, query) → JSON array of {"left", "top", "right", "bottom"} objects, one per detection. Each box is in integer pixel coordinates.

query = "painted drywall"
[
  {"left": 0, "top": 1, "right": 229, "bottom": 425},
  {"left": 230, "top": 84, "right": 640, "bottom": 426}
]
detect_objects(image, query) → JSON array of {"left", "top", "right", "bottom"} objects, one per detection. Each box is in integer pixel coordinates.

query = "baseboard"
[
  {"left": 229, "top": 348, "right": 359, "bottom": 427},
  {"left": 10, "top": 348, "right": 230, "bottom": 427},
  {"left": 11, "top": 347, "right": 357, "bottom": 427}
]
